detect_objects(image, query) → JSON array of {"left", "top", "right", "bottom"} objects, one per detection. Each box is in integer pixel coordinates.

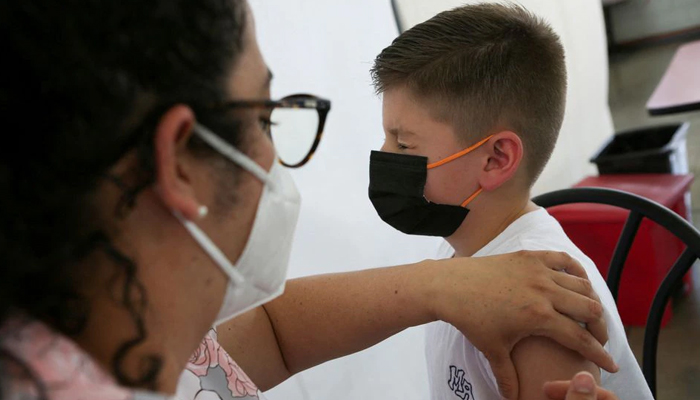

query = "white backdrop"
[
  {"left": 248, "top": 1, "right": 614, "bottom": 399},
  {"left": 249, "top": 1, "right": 440, "bottom": 399}
]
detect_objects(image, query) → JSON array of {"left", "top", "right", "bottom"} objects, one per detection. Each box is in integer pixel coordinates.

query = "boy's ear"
[{"left": 478, "top": 131, "right": 524, "bottom": 192}]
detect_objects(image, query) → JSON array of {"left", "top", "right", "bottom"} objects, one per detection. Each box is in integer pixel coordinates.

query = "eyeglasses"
[{"left": 210, "top": 94, "right": 331, "bottom": 168}]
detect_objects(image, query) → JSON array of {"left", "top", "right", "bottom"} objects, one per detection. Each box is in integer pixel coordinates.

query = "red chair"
[{"left": 533, "top": 187, "right": 700, "bottom": 397}]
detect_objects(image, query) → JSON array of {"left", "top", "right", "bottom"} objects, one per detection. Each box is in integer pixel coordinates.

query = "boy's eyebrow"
[{"left": 388, "top": 127, "right": 417, "bottom": 137}]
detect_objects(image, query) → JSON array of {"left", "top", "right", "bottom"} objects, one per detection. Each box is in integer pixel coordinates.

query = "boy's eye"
[{"left": 397, "top": 143, "right": 409, "bottom": 150}]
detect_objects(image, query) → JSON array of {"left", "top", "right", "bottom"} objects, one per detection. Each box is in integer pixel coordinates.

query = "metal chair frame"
[{"left": 533, "top": 187, "right": 700, "bottom": 397}]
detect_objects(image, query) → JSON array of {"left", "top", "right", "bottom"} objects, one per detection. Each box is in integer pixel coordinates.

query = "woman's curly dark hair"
[{"left": 0, "top": 0, "right": 248, "bottom": 396}]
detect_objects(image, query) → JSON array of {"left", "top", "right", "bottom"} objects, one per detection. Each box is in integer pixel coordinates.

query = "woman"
[{"left": 0, "top": 1, "right": 616, "bottom": 400}]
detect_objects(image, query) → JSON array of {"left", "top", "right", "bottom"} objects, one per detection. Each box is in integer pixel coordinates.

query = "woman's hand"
[
  {"left": 218, "top": 250, "right": 615, "bottom": 395},
  {"left": 422, "top": 250, "right": 617, "bottom": 400},
  {"left": 544, "top": 372, "right": 619, "bottom": 400}
]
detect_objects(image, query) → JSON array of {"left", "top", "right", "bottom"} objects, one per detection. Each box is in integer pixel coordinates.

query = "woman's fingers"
[
  {"left": 549, "top": 288, "right": 608, "bottom": 346},
  {"left": 485, "top": 350, "right": 520, "bottom": 400},
  {"left": 537, "top": 251, "right": 589, "bottom": 279},
  {"left": 584, "top": 316, "right": 609, "bottom": 350},
  {"left": 552, "top": 272, "right": 596, "bottom": 298},
  {"left": 544, "top": 372, "right": 619, "bottom": 400},
  {"left": 539, "top": 313, "right": 618, "bottom": 373},
  {"left": 429, "top": 250, "right": 617, "bottom": 400},
  {"left": 515, "top": 252, "right": 614, "bottom": 371},
  {"left": 543, "top": 381, "right": 577, "bottom": 399},
  {"left": 549, "top": 283, "right": 604, "bottom": 323},
  {"left": 550, "top": 266, "right": 609, "bottom": 346}
]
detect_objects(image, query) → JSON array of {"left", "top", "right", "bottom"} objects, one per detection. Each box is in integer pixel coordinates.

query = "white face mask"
[{"left": 174, "top": 123, "right": 301, "bottom": 326}]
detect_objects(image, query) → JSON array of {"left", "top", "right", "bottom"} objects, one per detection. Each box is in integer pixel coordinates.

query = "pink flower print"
[
  {"left": 188, "top": 333, "right": 221, "bottom": 377},
  {"left": 218, "top": 348, "right": 258, "bottom": 397}
]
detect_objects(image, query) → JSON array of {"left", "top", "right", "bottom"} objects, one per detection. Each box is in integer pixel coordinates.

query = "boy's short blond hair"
[{"left": 371, "top": 3, "right": 566, "bottom": 184}]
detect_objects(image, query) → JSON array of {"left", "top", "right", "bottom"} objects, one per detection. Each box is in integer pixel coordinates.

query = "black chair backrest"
[{"left": 533, "top": 187, "right": 700, "bottom": 398}]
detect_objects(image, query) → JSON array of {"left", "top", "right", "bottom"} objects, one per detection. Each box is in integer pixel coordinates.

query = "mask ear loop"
[
  {"left": 173, "top": 211, "right": 247, "bottom": 287},
  {"left": 192, "top": 123, "right": 271, "bottom": 185},
  {"left": 427, "top": 135, "right": 494, "bottom": 169},
  {"left": 173, "top": 123, "right": 273, "bottom": 288},
  {"left": 460, "top": 188, "right": 483, "bottom": 207},
  {"left": 425, "top": 135, "right": 493, "bottom": 208}
]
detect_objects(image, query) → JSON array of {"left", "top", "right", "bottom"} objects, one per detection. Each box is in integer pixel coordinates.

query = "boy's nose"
[{"left": 380, "top": 141, "right": 397, "bottom": 153}]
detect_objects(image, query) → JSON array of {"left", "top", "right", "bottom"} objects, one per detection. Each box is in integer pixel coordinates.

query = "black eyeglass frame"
[{"left": 209, "top": 93, "right": 331, "bottom": 168}]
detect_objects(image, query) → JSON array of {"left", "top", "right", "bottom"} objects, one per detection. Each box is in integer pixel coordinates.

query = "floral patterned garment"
[
  {"left": 0, "top": 318, "right": 168, "bottom": 400},
  {"left": 176, "top": 329, "right": 266, "bottom": 400}
]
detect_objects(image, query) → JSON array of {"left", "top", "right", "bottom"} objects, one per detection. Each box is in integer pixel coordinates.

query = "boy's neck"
[{"left": 446, "top": 192, "right": 538, "bottom": 258}]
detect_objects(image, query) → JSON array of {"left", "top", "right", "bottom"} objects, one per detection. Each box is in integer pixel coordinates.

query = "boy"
[{"left": 368, "top": 3, "right": 653, "bottom": 400}]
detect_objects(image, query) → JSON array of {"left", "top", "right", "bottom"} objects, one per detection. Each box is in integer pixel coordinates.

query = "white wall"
[
  {"left": 394, "top": 0, "right": 615, "bottom": 197},
  {"left": 248, "top": 1, "right": 613, "bottom": 399},
  {"left": 611, "top": 0, "right": 700, "bottom": 43},
  {"left": 248, "top": 1, "right": 439, "bottom": 399}
]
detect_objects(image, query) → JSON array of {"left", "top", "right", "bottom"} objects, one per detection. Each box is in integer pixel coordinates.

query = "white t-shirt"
[{"left": 425, "top": 208, "right": 653, "bottom": 400}]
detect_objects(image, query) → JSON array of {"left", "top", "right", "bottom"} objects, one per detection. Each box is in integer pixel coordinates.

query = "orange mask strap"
[
  {"left": 460, "top": 187, "right": 483, "bottom": 208},
  {"left": 427, "top": 135, "right": 494, "bottom": 170}
]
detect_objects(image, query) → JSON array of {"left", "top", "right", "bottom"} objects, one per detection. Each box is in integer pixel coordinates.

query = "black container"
[{"left": 590, "top": 122, "right": 689, "bottom": 174}]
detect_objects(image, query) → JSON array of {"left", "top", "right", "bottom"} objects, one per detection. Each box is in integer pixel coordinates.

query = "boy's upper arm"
[{"left": 511, "top": 336, "right": 601, "bottom": 400}]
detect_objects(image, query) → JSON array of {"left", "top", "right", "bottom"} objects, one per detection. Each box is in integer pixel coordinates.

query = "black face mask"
[{"left": 368, "top": 136, "right": 491, "bottom": 237}]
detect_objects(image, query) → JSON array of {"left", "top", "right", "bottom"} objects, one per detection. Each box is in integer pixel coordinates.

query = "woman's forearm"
[
  {"left": 220, "top": 251, "right": 614, "bottom": 399},
  {"left": 263, "top": 260, "right": 437, "bottom": 375}
]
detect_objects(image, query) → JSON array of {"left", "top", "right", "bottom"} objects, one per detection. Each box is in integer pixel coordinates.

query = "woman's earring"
[{"left": 198, "top": 205, "right": 209, "bottom": 219}]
